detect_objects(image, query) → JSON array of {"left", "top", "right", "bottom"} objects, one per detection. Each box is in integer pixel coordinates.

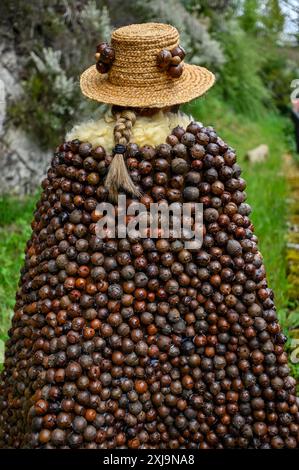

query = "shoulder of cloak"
[{"left": 66, "top": 110, "right": 192, "bottom": 152}]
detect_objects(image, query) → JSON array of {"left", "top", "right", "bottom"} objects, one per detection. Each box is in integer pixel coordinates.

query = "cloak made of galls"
[{"left": 0, "top": 111, "right": 298, "bottom": 449}]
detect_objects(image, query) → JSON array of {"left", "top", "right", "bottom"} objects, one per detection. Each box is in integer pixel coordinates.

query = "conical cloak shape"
[{"left": 0, "top": 121, "right": 298, "bottom": 449}]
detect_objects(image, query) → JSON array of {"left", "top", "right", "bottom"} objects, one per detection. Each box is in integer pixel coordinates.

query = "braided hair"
[{"left": 104, "top": 107, "right": 141, "bottom": 202}]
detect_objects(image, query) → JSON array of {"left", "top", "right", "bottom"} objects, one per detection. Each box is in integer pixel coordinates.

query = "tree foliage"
[
  {"left": 1, "top": 0, "right": 111, "bottom": 147},
  {"left": 0, "top": 0, "right": 298, "bottom": 148},
  {"left": 216, "top": 20, "right": 271, "bottom": 116},
  {"left": 261, "top": 0, "right": 285, "bottom": 38},
  {"left": 240, "top": 0, "right": 260, "bottom": 34}
]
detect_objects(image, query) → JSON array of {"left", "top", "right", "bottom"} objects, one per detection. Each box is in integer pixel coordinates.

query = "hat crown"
[
  {"left": 109, "top": 23, "right": 179, "bottom": 87},
  {"left": 111, "top": 23, "right": 179, "bottom": 44}
]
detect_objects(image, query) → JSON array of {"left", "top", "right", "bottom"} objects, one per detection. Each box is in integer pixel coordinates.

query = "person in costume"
[{"left": 0, "top": 23, "right": 298, "bottom": 449}]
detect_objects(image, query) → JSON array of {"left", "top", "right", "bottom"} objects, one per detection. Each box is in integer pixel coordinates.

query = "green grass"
[{"left": 0, "top": 194, "right": 38, "bottom": 342}]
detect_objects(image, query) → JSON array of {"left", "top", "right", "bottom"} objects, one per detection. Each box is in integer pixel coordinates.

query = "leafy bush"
[
  {"left": 3, "top": 0, "right": 111, "bottom": 148},
  {"left": 9, "top": 48, "right": 77, "bottom": 148},
  {"left": 260, "top": 50, "right": 298, "bottom": 114},
  {"left": 2, "top": 0, "right": 298, "bottom": 147},
  {"left": 215, "top": 21, "right": 271, "bottom": 117}
]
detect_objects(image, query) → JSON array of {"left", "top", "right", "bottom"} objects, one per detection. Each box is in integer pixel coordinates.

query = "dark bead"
[
  {"left": 183, "top": 186, "right": 199, "bottom": 201},
  {"left": 100, "top": 46, "right": 115, "bottom": 64},
  {"left": 171, "top": 45, "right": 186, "bottom": 60},
  {"left": 96, "top": 61, "right": 110, "bottom": 73},
  {"left": 168, "top": 63, "right": 184, "bottom": 78},
  {"left": 157, "top": 49, "right": 172, "bottom": 69},
  {"left": 181, "top": 132, "right": 196, "bottom": 147}
]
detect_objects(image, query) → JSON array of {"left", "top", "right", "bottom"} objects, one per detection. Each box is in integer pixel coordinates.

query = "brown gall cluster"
[
  {"left": 0, "top": 122, "right": 298, "bottom": 449},
  {"left": 157, "top": 46, "right": 186, "bottom": 78},
  {"left": 95, "top": 42, "right": 115, "bottom": 74}
]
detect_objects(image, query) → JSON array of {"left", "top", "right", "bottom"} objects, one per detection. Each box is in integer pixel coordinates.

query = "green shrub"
[
  {"left": 9, "top": 49, "right": 78, "bottom": 148},
  {"left": 215, "top": 21, "right": 271, "bottom": 117},
  {"left": 4, "top": 0, "right": 111, "bottom": 149},
  {"left": 260, "top": 50, "right": 298, "bottom": 114}
]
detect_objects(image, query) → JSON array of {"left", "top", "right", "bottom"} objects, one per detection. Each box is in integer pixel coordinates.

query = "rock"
[
  {"left": 246, "top": 144, "right": 269, "bottom": 164},
  {"left": 0, "top": 43, "right": 23, "bottom": 137},
  {"left": 0, "top": 39, "right": 51, "bottom": 195},
  {"left": 0, "top": 126, "right": 51, "bottom": 195},
  {"left": 0, "top": 79, "right": 5, "bottom": 137}
]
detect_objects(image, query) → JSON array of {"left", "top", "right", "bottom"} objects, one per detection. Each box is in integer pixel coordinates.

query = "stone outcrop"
[{"left": 0, "top": 40, "right": 51, "bottom": 195}]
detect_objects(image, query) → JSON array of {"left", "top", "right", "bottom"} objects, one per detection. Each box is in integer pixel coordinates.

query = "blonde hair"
[
  {"left": 104, "top": 108, "right": 141, "bottom": 202},
  {"left": 66, "top": 108, "right": 191, "bottom": 151}
]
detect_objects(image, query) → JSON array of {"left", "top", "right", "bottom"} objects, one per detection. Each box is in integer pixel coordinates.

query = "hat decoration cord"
[{"left": 104, "top": 109, "right": 142, "bottom": 202}]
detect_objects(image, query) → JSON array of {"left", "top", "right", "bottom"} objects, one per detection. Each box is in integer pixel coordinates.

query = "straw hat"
[{"left": 80, "top": 23, "right": 215, "bottom": 108}]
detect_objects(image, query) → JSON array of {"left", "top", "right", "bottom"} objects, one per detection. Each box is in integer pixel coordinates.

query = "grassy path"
[
  {"left": 285, "top": 153, "right": 299, "bottom": 302},
  {"left": 0, "top": 195, "right": 37, "bottom": 343},
  {"left": 281, "top": 154, "right": 299, "bottom": 382}
]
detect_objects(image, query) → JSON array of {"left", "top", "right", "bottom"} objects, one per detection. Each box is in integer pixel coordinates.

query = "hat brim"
[{"left": 80, "top": 64, "right": 215, "bottom": 108}]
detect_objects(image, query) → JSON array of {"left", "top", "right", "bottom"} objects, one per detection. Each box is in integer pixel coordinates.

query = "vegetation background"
[{"left": 0, "top": 0, "right": 299, "bottom": 381}]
